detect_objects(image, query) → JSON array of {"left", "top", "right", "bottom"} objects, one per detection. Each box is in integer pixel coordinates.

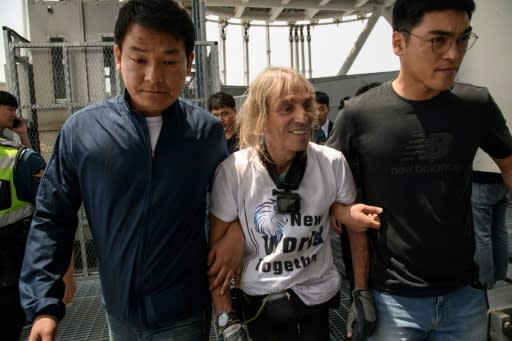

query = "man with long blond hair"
[{"left": 207, "top": 66, "right": 382, "bottom": 341}]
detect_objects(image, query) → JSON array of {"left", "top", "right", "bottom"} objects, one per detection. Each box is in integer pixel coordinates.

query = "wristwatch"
[{"left": 217, "top": 311, "right": 236, "bottom": 328}]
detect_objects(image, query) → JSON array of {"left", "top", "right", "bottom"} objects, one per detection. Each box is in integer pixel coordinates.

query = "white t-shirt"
[
  {"left": 320, "top": 119, "right": 330, "bottom": 139},
  {"left": 210, "top": 142, "right": 357, "bottom": 306},
  {"left": 145, "top": 115, "right": 163, "bottom": 154}
]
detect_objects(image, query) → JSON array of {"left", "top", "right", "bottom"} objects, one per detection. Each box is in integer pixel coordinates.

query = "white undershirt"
[
  {"left": 320, "top": 119, "right": 330, "bottom": 138},
  {"left": 145, "top": 116, "right": 163, "bottom": 155}
]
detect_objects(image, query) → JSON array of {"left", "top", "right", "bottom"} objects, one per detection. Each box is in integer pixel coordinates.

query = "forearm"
[
  {"left": 347, "top": 229, "right": 369, "bottom": 289},
  {"left": 62, "top": 251, "right": 76, "bottom": 305},
  {"left": 331, "top": 202, "right": 351, "bottom": 225},
  {"left": 331, "top": 202, "right": 382, "bottom": 232},
  {"left": 211, "top": 282, "right": 234, "bottom": 314},
  {"left": 209, "top": 213, "right": 232, "bottom": 245},
  {"left": 500, "top": 168, "right": 512, "bottom": 190},
  {"left": 493, "top": 156, "right": 512, "bottom": 189},
  {"left": 208, "top": 217, "right": 244, "bottom": 294},
  {"left": 19, "top": 132, "right": 32, "bottom": 149}
]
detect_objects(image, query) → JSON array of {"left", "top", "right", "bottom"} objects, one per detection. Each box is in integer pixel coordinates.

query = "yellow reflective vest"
[{"left": 0, "top": 139, "right": 33, "bottom": 228}]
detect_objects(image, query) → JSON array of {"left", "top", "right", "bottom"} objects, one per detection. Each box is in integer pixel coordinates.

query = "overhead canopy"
[{"left": 184, "top": 0, "right": 395, "bottom": 22}]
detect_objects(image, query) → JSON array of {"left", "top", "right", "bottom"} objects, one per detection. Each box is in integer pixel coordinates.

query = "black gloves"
[{"left": 347, "top": 289, "right": 377, "bottom": 341}]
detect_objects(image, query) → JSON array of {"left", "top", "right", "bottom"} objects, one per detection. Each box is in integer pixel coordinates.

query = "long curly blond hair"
[{"left": 237, "top": 66, "right": 315, "bottom": 151}]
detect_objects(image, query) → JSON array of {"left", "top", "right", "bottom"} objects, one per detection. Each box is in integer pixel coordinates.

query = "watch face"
[{"left": 217, "top": 312, "right": 229, "bottom": 328}]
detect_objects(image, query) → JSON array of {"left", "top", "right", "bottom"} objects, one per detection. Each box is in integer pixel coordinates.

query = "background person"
[
  {"left": 0, "top": 91, "right": 74, "bottom": 341},
  {"left": 208, "top": 91, "right": 239, "bottom": 154},
  {"left": 472, "top": 169, "right": 509, "bottom": 289},
  {"left": 0, "top": 90, "right": 33, "bottom": 148},
  {"left": 328, "top": 0, "right": 512, "bottom": 339},
  {"left": 337, "top": 96, "right": 351, "bottom": 113},
  {"left": 0, "top": 138, "right": 45, "bottom": 341},
  {"left": 312, "top": 91, "right": 333, "bottom": 145},
  {"left": 19, "top": 1, "right": 228, "bottom": 340},
  {"left": 354, "top": 82, "right": 382, "bottom": 97}
]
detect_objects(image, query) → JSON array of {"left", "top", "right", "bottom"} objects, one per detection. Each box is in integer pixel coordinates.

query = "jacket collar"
[{"left": 119, "top": 89, "right": 180, "bottom": 119}]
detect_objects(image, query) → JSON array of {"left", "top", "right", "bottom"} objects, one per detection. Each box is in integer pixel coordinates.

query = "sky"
[
  {"left": 0, "top": 1, "right": 28, "bottom": 84},
  {"left": 0, "top": 1, "right": 399, "bottom": 86},
  {"left": 204, "top": 16, "right": 399, "bottom": 85}
]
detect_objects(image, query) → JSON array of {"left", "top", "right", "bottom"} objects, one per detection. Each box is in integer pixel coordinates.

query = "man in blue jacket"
[{"left": 19, "top": 0, "right": 228, "bottom": 340}]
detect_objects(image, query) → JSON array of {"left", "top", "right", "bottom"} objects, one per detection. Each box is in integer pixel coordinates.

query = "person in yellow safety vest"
[
  {"left": 0, "top": 91, "right": 32, "bottom": 148},
  {"left": 0, "top": 91, "right": 75, "bottom": 341}
]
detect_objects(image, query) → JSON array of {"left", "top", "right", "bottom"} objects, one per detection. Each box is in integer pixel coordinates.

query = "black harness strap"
[{"left": 261, "top": 148, "right": 307, "bottom": 191}]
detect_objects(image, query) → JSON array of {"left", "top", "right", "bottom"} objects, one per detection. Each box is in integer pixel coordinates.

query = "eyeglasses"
[{"left": 400, "top": 30, "right": 478, "bottom": 55}]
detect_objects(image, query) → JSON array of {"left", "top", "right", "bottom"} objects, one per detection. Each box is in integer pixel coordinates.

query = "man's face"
[
  {"left": 393, "top": 9, "right": 470, "bottom": 98},
  {"left": 0, "top": 104, "right": 17, "bottom": 129},
  {"left": 114, "top": 23, "right": 194, "bottom": 116},
  {"left": 315, "top": 103, "right": 329, "bottom": 126},
  {"left": 265, "top": 86, "right": 314, "bottom": 158},
  {"left": 211, "top": 106, "right": 236, "bottom": 137}
]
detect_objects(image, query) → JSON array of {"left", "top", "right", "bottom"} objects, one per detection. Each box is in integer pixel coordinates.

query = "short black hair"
[
  {"left": 338, "top": 96, "right": 351, "bottom": 110},
  {"left": 392, "top": 0, "right": 476, "bottom": 32},
  {"left": 355, "top": 82, "right": 382, "bottom": 96},
  {"left": 315, "top": 91, "right": 329, "bottom": 107},
  {"left": 114, "top": 0, "right": 195, "bottom": 57},
  {"left": 0, "top": 91, "right": 18, "bottom": 108},
  {"left": 207, "top": 92, "right": 236, "bottom": 112}
]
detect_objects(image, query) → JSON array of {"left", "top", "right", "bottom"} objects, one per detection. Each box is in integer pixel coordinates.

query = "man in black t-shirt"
[{"left": 328, "top": 1, "right": 512, "bottom": 340}]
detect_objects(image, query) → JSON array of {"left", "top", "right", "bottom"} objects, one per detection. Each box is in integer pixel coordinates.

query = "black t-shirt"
[{"left": 327, "top": 81, "right": 512, "bottom": 296}]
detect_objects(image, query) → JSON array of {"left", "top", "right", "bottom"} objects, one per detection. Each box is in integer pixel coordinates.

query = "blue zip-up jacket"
[{"left": 20, "top": 92, "right": 228, "bottom": 329}]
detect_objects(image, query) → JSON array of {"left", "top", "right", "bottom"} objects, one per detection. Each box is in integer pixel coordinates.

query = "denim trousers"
[
  {"left": 367, "top": 285, "right": 487, "bottom": 341},
  {"left": 106, "top": 308, "right": 211, "bottom": 341},
  {"left": 472, "top": 181, "right": 509, "bottom": 288}
]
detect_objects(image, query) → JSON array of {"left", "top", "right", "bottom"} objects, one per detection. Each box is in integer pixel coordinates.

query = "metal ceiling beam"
[
  {"left": 337, "top": 7, "right": 381, "bottom": 75},
  {"left": 304, "top": 0, "right": 331, "bottom": 19},
  {"left": 205, "top": 0, "right": 373, "bottom": 12},
  {"left": 234, "top": 6, "right": 246, "bottom": 18},
  {"left": 354, "top": 0, "right": 371, "bottom": 7},
  {"left": 268, "top": 7, "right": 284, "bottom": 22},
  {"left": 382, "top": 6, "right": 393, "bottom": 26}
]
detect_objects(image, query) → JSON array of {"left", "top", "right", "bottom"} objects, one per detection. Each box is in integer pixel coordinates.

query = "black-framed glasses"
[{"left": 401, "top": 30, "right": 478, "bottom": 55}]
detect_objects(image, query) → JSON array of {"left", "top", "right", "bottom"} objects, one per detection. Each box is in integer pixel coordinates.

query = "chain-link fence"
[{"left": 3, "top": 26, "right": 220, "bottom": 276}]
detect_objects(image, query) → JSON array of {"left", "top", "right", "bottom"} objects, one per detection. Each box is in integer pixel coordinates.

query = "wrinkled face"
[
  {"left": 114, "top": 23, "right": 194, "bottom": 116},
  {"left": 0, "top": 104, "right": 17, "bottom": 129},
  {"left": 315, "top": 102, "right": 329, "bottom": 126},
  {"left": 265, "top": 86, "right": 314, "bottom": 158},
  {"left": 211, "top": 105, "right": 237, "bottom": 137},
  {"left": 393, "top": 9, "right": 470, "bottom": 99}
]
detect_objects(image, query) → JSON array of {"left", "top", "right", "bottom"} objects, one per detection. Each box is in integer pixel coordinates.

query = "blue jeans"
[
  {"left": 368, "top": 286, "right": 487, "bottom": 341},
  {"left": 472, "top": 182, "right": 509, "bottom": 288},
  {"left": 106, "top": 309, "right": 211, "bottom": 341}
]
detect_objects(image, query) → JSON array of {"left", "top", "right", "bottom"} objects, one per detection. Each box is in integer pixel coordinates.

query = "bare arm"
[
  {"left": 208, "top": 214, "right": 245, "bottom": 295},
  {"left": 494, "top": 155, "right": 512, "bottom": 189},
  {"left": 330, "top": 202, "right": 382, "bottom": 233},
  {"left": 347, "top": 229, "right": 369, "bottom": 289},
  {"left": 62, "top": 252, "right": 76, "bottom": 305}
]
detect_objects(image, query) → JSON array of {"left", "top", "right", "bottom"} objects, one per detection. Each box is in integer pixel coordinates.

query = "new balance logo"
[{"left": 400, "top": 132, "right": 453, "bottom": 162}]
